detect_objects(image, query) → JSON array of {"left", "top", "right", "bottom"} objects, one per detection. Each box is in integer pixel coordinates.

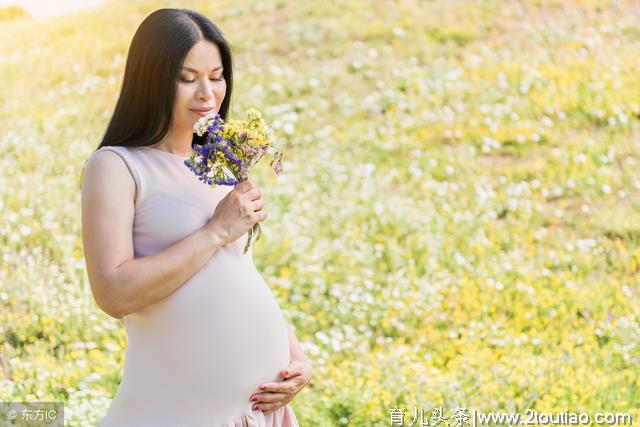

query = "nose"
[{"left": 196, "top": 78, "right": 216, "bottom": 103}]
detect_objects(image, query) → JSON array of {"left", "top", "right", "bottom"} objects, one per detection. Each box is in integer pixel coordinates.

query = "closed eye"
[{"left": 181, "top": 76, "right": 225, "bottom": 83}]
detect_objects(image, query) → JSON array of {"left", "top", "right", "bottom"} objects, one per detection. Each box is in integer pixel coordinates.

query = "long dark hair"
[{"left": 96, "top": 8, "right": 233, "bottom": 151}]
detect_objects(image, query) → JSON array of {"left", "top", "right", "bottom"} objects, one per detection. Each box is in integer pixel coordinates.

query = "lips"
[{"left": 190, "top": 108, "right": 215, "bottom": 117}]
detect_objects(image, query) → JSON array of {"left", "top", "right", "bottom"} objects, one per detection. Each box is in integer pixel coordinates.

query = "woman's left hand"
[{"left": 250, "top": 359, "right": 313, "bottom": 413}]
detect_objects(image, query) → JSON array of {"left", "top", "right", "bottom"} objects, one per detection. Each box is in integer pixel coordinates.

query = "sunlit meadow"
[{"left": 1, "top": 0, "right": 639, "bottom": 425}]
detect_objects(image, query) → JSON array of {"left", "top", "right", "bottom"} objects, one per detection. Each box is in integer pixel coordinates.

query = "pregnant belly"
[{"left": 113, "top": 249, "right": 290, "bottom": 423}]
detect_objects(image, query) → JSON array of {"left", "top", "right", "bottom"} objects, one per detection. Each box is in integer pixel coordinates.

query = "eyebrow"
[{"left": 181, "top": 65, "right": 223, "bottom": 73}]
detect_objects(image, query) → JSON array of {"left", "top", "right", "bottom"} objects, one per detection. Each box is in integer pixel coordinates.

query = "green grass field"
[{"left": 1, "top": 0, "right": 639, "bottom": 425}]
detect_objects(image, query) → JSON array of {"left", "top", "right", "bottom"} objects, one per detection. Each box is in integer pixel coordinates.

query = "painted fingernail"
[
  {"left": 283, "top": 370, "right": 288, "bottom": 376},
  {"left": 253, "top": 404, "right": 259, "bottom": 410},
  {"left": 251, "top": 397, "right": 257, "bottom": 402},
  {"left": 259, "top": 385, "right": 265, "bottom": 390}
]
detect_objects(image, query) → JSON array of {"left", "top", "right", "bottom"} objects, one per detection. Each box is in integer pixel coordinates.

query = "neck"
[{"left": 152, "top": 128, "right": 194, "bottom": 156}]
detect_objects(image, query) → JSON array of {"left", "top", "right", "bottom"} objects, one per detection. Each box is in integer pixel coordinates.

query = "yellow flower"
[{"left": 246, "top": 108, "right": 262, "bottom": 121}]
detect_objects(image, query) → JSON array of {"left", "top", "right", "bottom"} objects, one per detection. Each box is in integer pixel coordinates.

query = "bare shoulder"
[{"left": 81, "top": 149, "right": 137, "bottom": 203}]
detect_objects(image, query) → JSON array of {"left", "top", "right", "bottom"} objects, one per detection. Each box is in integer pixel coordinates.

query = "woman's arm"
[
  {"left": 81, "top": 151, "right": 226, "bottom": 319},
  {"left": 251, "top": 322, "right": 312, "bottom": 411},
  {"left": 286, "top": 322, "right": 311, "bottom": 365}
]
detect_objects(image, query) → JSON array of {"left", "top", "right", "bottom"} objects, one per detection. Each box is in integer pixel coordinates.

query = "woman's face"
[{"left": 172, "top": 39, "right": 227, "bottom": 134}]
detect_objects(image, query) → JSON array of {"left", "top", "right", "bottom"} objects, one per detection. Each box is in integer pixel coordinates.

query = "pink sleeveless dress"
[{"left": 90, "top": 145, "right": 299, "bottom": 427}]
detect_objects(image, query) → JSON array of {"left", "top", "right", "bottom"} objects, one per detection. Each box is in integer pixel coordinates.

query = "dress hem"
[
  {"left": 99, "top": 403, "right": 299, "bottom": 427},
  {"left": 218, "top": 404, "right": 299, "bottom": 427}
]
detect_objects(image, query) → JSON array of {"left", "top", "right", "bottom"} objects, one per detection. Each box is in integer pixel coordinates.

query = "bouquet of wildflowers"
[{"left": 186, "top": 108, "right": 284, "bottom": 254}]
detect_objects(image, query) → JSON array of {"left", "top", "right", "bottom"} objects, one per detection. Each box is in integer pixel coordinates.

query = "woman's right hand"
[{"left": 204, "top": 179, "right": 267, "bottom": 246}]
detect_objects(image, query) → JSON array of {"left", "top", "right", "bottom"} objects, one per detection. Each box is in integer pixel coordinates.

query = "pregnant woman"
[{"left": 80, "top": 8, "right": 312, "bottom": 426}]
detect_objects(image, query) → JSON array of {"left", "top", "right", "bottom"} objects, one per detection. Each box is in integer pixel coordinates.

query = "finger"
[
  {"left": 258, "top": 379, "right": 297, "bottom": 393},
  {"left": 251, "top": 392, "right": 289, "bottom": 405},
  {"left": 255, "top": 370, "right": 293, "bottom": 393},
  {"left": 280, "top": 365, "right": 302, "bottom": 379},
  {"left": 260, "top": 405, "right": 282, "bottom": 414},
  {"left": 245, "top": 186, "right": 262, "bottom": 201},
  {"left": 251, "top": 197, "right": 265, "bottom": 212},
  {"left": 252, "top": 210, "right": 268, "bottom": 223},
  {"left": 256, "top": 400, "right": 289, "bottom": 413},
  {"left": 283, "top": 360, "right": 310, "bottom": 378},
  {"left": 234, "top": 179, "right": 250, "bottom": 192},
  {"left": 239, "top": 189, "right": 260, "bottom": 204},
  {"left": 240, "top": 179, "right": 255, "bottom": 192}
]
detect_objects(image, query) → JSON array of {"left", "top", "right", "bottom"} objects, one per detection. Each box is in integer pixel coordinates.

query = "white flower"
[{"left": 221, "top": 165, "right": 235, "bottom": 179}]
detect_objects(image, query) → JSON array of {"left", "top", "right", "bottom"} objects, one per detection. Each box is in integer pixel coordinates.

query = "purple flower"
[{"left": 270, "top": 151, "right": 283, "bottom": 175}]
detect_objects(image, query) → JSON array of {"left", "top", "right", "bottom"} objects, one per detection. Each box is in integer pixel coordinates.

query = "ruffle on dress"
[
  {"left": 217, "top": 404, "right": 299, "bottom": 427},
  {"left": 105, "top": 404, "right": 300, "bottom": 427}
]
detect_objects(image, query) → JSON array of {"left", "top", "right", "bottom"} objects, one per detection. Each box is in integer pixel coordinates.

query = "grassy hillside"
[{"left": 1, "top": 0, "right": 639, "bottom": 425}]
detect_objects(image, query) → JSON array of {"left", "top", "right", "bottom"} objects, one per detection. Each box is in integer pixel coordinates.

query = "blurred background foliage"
[{"left": 0, "top": 0, "right": 639, "bottom": 425}]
